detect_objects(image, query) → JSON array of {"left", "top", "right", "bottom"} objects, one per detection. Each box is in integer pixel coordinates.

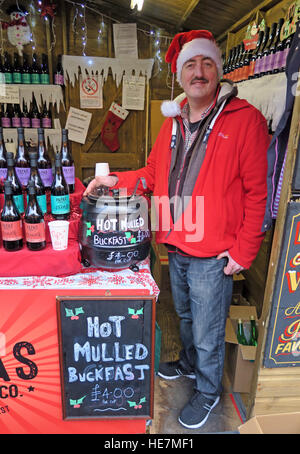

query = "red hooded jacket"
[{"left": 113, "top": 95, "right": 269, "bottom": 269}]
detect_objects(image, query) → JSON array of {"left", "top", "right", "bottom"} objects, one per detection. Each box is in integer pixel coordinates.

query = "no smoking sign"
[{"left": 80, "top": 74, "right": 103, "bottom": 108}]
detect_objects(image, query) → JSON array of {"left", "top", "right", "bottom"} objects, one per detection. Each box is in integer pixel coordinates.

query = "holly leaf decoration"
[
  {"left": 128, "top": 308, "right": 135, "bottom": 315},
  {"left": 127, "top": 400, "right": 137, "bottom": 407},
  {"left": 65, "top": 308, "right": 74, "bottom": 317}
]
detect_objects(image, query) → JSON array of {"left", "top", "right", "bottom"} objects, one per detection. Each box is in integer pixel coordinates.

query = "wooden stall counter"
[{"left": 0, "top": 258, "right": 159, "bottom": 434}]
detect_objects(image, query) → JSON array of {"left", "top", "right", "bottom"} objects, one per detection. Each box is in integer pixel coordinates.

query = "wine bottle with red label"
[
  {"left": 1, "top": 180, "right": 23, "bottom": 252},
  {"left": 25, "top": 181, "right": 46, "bottom": 251}
]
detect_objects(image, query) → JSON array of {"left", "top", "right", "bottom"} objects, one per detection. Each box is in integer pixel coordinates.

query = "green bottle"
[
  {"left": 237, "top": 318, "right": 248, "bottom": 345},
  {"left": 249, "top": 315, "right": 258, "bottom": 346}
]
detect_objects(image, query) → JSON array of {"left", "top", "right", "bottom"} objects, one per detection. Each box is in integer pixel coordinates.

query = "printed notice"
[
  {"left": 122, "top": 76, "right": 145, "bottom": 110},
  {"left": 65, "top": 107, "right": 92, "bottom": 144},
  {"left": 113, "top": 23, "right": 138, "bottom": 58},
  {"left": 0, "top": 85, "right": 20, "bottom": 104},
  {"left": 80, "top": 74, "right": 103, "bottom": 109}
]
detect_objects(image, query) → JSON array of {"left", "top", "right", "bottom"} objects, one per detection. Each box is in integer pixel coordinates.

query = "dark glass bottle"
[
  {"left": 237, "top": 319, "right": 248, "bottom": 345},
  {"left": 31, "top": 53, "right": 41, "bottom": 84},
  {"left": 1, "top": 104, "right": 12, "bottom": 128},
  {"left": 15, "top": 127, "right": 30, "bottom": 188},
  {"left": 260, "top": 22, "right": 277, "bottom": 76},
  {"left": 254, "top": 26, "right": 270, "bottom": 78},
  {"left": 60, "top": 129, "right": 75, "bottom": 193},
  {"left": 24, "top": 181, "right": 46, "bottom": 251},
  {"left": 41, "top": 54, "right": 50, "bottom": 84},
  {"left": 0, "top": 127, "right": 7, "bottom": 191},
  {"left": 27, "top": 152, "right": 47, "bottom": 215},
  {"left": 41, "top": 102, "right": 52, "bottom": 128},
  {"left": 237, "top": 43, "right": 246, "bottom": 82},
  {"left": 249, "top": 315, "right": 258, "bottom": 347},
  {"left": 268, "top": 19, "right": 284, "bottom": 74},
  {"left": 51, "top": 152, "right": 70, "bottom": 220},
  {"left": 37, "top": 128, "right": 53, "bottom": 189},
  {"left": 21, "top": 99, "right": 31, "bottom": 128},
  {"left": 54, "top": 55, "right": 64, "bottom": 86},
  {"left": 12, "top": 52, "right": 22, "bottom": 84},
  {"left": 11, "top": 104, "right": 22, "bottom": 128},
  {"left": 232, "top": 44, "right": 242, "bottom": 82},
  {"left": 21, "top": 53, "right": 31, "bottom": 84},
  {"left": 273, "top": 23, "right": 286, "bottom": 73},
  {"left": 6, "top": 152, "right": 24, "bottom": 214},
  {"left": 3, "top": 52, "right": 13, "bottom": 84},
  {"left": 223, "top": 49, "right": 232, "bottom": 75},
  {"left": 0, "top": 54, "right": 4, "bottom": 84},
  {"left": 1, "top": 180, "right": 23, "bottom": 251},
  {"left": 30, "top": 95, "right": 41, "bottom": 128},
  {"left": 241, "top": 48, "right": 253, "bottom": 81},
  {"left": 226, "top": 47, "right": 235, "bottom": 79},
  {"left": 248, "top": 31, "right": 264, "bottom": 79},
  {"left": 281, "top": 32, "right": 295, "bottom": 72}
]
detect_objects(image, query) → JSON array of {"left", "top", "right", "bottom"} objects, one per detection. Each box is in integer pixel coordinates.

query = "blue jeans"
[{"left": 168, "top": 252, "right": 233, "bottom": 399}]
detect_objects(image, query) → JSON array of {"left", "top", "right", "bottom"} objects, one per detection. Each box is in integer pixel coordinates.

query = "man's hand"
[
  {"left": 83, "top": 175, "right": 119, "bottom": 196},
  {"left": 217, "top": 250, "right": 245, "bottom": 275}
]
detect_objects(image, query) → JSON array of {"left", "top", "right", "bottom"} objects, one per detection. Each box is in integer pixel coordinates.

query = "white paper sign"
[
  {"left": 122, "top": 76, "right": 145, "bottom": 110},
  {"left": 113, "top": 23, "right": 138, "bottom": 58},
  {"left": 0, "top": 85, "right": 20, "bottom": 104},
  {"left": 65, "top": 107, "right": 92, "bottom": 144},
  {"left": 80, "top": 74, "right": 103, "bottom": 109}
]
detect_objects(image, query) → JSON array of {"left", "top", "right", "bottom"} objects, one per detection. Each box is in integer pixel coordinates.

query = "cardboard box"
[
  {"left": 239, "top": 412, "right": 300, "bottom": 434},
  {"left": 225, "top": 306, "right": 258, "bottom": 393}
]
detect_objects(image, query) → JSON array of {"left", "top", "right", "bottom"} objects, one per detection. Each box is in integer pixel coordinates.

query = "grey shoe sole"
[
  {"left": 157, "top": 371, "right": 196, "bottom": 380},
  {"left": 178, "top": 396, "right": 220, "bottom": 429}
]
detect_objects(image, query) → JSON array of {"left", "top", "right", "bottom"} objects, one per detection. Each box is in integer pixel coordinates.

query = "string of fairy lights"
[{"left": 0, "top": 0, "right": 173, "bottom": 79}]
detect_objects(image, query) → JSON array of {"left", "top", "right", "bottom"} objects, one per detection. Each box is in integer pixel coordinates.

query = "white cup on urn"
[{"left": 95, "top": 162, "right": 110, "bottom": 177}]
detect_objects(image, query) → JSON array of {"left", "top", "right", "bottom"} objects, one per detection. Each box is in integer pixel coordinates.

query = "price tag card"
[{"left": 0, "top": 85, "right": 20, "bottom": 104}]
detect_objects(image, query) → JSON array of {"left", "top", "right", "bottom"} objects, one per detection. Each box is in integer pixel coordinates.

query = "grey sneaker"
[
  {"left": 157, "top": 360, "right": 196, "bottom": 380},
  {"left": 178, "top": 391, "right": 220, "bottom": 429}
]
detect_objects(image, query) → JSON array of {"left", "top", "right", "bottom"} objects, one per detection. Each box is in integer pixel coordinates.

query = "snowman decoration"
[{"left": 4, "top": 5, "right": 31, "bottom": 56}]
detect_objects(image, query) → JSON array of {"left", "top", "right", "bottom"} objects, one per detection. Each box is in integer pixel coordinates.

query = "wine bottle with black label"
[
  {"left": 15, "top": 127, "right": 30, "bottom": 187},
  {"left": 27, "top": 151, "right": 47, "bottom": 215},
  {"left": 61, "top": 129, "right": 75, "bottom": 193},
  {"left": 37, "top": 128, "right": 53, "bottom": 189},
  {"left": 0, "top": 127, "right": 8, "bottom": 191},
  {"left": 1, "top": 180, "right": 23, "bottom": 251},
  {"left": 25, "top": 181, "right": 46, "bottom": 251},
  {"left": 6, "top": 152, "right": 24, "bottom": 215},
  {"left": 51, "top": 152, "right": 70, "bottom": 220}
]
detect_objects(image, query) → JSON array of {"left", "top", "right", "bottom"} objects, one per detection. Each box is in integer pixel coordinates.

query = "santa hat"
[{"left": 161, "top": 30, "right": 223, "bottom": 118}]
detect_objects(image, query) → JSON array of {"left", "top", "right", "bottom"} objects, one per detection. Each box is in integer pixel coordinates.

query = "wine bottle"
[
  {"left": 41, "top": 54, "right": 50, "bottom": 84},
  {"left": 254, "top": 26, "right": 270, "bottom": 78},
  {"left": 37, "top": 128, "right": 53, "bottom": 189},
  {"left": 51, "top": 152, "right": 70, "bottom": 220},
  {"left": 260, "top": 22, "right": 277, "bottom": 76},
  {"left": 11, "top": 104, "right": 22, "bottom": 128},
  {"left": 1, "top": 104, "right": 12, "bottom": 128},
  {"left": 12, "top": 52, "right": 22, "bottom": 84},
  {"left": 15, "top": 127, "right": 30, "bottom": 188},
  {"left": 237, "top": 43, "right": 246, "bottom": 82},
  {"left": 54, "top": 55, "right": 64, "bottom": 86},
  {"left": 41, "top": 102, "right": 52, "bottom": 128},
  {"left": 31, "top": 53, "right": 41, "bottom": 84},
  {"left": 6, "top": 152, "right": 24, "bottom": 214},
  {"left": 30, "top": 95, "right": 41, "bottom": 128},
  {"left": 232, "top": 44, "right": 241, "bottom": 82},
  {"left": 3, "top": 52, "right": 13, "bottom": 84},
  {"left": 0, "top": 127, "right": 8, "bottom": 190},
  {"left": 21, "top": 53, "right": 31, "bottom": 84},
  {"left": 249, "top": 315, "right": 258, "bottom": 347},
  {"left": 241, "top": 48, "right": 252, "bottom": 81},
  {"left": 237, "top": 319, "right": 248, "bottom": 345},
  {"left": 268, "top": 19, "right": 284, "bottom": 74},
  {"left": 1, "top": 180, "right": 23, "bottom": 251},
  {"left": 0, "top": 54, "right": 4, "bottom": 84},
  {"left": 27, "top": 151, "right": 47, "bottom": 215},
  {"left": 60, "top": 129, "right": 75, "bottom": 193},
  {"left": 248, "top": 31, "right": 264, "bottom": 79},
  {"left": 21, "top": 99, "right": 31, "bottom": 128},
  {"left": 223, "top": 48, "right": 232, "bottom": 76},
  {"left": 24, "top": 181, "right": 46, "bottom": 251},
  {"left": 280, "top": 31, "right": 295, "bottom": 72},
  {"left": 272, "top": 23, "right": 285, "bottom": 73}
]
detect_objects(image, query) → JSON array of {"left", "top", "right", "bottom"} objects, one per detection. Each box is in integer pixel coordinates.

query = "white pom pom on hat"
[{"left": 161, "top": 92, "right": 186, "bottom": 118}]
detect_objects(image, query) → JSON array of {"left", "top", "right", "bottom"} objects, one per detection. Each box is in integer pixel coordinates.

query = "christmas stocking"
[{"left": 101, "top": 102, "right": 129, "bottom": 152}]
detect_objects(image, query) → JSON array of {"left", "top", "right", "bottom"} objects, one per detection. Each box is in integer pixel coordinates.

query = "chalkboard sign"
[{"left": 57, "top": 296, "right": 156, "bottom": 419}]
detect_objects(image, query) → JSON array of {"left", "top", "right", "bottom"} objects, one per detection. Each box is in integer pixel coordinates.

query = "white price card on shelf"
[
  {"left": 122, "top": 75, "right": 145, "bottom": 110},
  {"left": 80, "top": 74, "right": 103, "bottom": 109},
  {"left": 113, "top": 23, "right": 138, "bottom": 58},
  {"left": 0, "top": 84, "right": 20, "bottom": 104},
  {"left": 65, "top": 107, "right": 92, "bottom": 144}
]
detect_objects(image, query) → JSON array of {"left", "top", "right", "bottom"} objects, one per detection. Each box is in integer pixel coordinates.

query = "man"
[{"left": 84, "top": 30, "right": 269, "bottom": 429}]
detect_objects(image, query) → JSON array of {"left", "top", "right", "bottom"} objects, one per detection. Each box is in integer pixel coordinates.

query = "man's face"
[{"left": 180, "top": 55, "right": 219, "bottom": 103}]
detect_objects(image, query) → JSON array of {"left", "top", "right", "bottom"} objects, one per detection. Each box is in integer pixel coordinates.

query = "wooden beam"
[
  {"left": 216, "top": 0, "right": 283, "bottom": 43},
  {"left": 176, "top": 0, "right": 201, "bottom": 29}
]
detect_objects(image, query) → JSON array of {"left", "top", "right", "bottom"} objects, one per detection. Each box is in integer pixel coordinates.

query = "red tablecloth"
[{"left": 0, "top": 178, "right": 85, "bottom": 277}]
